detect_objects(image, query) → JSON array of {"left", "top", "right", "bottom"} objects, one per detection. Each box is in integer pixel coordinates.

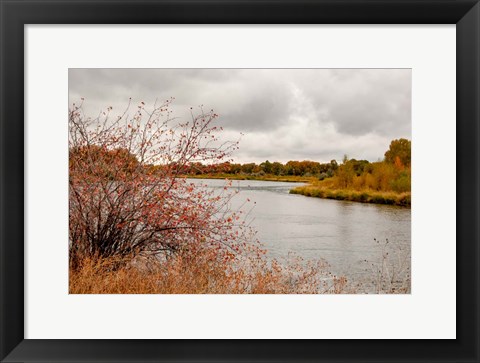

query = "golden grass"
[
  {"left": 69, "top": 240, "right": 410, "bottom": 294},
  {"left": 69, "top": 252, "right": 350, "bottom": 294},
  {"left": 290, "top": 181, "right": 411, "bottom": 207}
]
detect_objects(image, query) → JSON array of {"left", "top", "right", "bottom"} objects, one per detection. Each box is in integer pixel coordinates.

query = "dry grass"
[
  {"left": 69, "top": 233, "right": 409, "bottom": 294},
  {"left": 290, "top": 184, "right": 411, "bottom": 207},
  {"left": 69, "top": 250, "right": 351, "bottom": 294}
]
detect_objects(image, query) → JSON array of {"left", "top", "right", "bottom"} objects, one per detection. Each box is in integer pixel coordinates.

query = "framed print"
[
  {"left": 1, "top": 0, "right": 479, "bottom": 362},
  {"left": 67, "top": 67, "right": 412, "bottom": 296}
]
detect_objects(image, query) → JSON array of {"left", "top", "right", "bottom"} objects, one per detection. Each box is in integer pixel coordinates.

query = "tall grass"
[
  {"left": 69, "top": 250, "right": 350, "bottom": 294},
  {"left": 70, "top": 246, "right": 409, "bottom": 294},
  {"left": 365, "top": 238, "right": 411, "bottom": 294},
  {"left": 290, "top": 185, "right": 411, "bottom": 207}
]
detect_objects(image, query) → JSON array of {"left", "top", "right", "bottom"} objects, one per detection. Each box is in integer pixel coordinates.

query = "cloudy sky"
[{"left": 69, "top": 69, "right": 411, "bottom": 164}]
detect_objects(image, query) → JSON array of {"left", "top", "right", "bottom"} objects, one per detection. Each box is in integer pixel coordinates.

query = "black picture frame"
[{"left": 1, "top": 1, "right": 478, "bottom": 362}]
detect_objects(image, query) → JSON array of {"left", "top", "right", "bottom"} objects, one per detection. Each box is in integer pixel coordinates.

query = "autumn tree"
[
  {"left": 384, "top": 138, "right": 411, "bottom": 167},
  {"left": 69, "top": 98, "right": 254, "bottom": 269},
  {"left": 334, "top": 155, "right": 355, "bottom": 188}
]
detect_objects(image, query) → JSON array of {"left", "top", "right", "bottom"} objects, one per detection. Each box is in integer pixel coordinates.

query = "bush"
[
  {"left": 69, "top": 99, "right": 248, "bottom": 270},
  {"left": 390, "top": 172, "right": 411, "bottom": 193}
]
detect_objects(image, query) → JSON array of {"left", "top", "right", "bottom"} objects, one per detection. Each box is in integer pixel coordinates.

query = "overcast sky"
[{"left": 69, "top": 69, "right": 411, "bottom": 164}]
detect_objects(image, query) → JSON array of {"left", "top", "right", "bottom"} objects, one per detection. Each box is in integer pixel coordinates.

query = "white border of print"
[{"left": 25, "top": 25, "right": 456, "bottom": 339}]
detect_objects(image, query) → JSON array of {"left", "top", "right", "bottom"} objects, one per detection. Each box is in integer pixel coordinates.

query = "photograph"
[{"left": 68, "top": 68, "right": 411, "bottom": 294}]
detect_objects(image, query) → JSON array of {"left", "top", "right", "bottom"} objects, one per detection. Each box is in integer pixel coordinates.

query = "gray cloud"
[{"left": 69, "top": 68, "right": 411, "bottom": 163}]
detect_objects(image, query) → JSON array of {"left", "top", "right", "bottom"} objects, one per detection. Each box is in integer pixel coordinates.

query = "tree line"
[
  {"left": 179, "top": 138, "right": 411, "bottom": 192},
  {"left": 74, "top": 137, "right": 411, "bottom": 194}
]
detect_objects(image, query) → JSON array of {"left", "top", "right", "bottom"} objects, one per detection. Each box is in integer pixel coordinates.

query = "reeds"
[
  {"left": 69, "top": 251, "right": 350, "bottom": 294},
  {"left": 290, "top": 185, "right": 411, "bottom": 207}
]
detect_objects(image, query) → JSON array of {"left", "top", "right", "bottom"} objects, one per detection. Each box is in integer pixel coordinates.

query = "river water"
[{"left": 189, "top": 178, "right": 411, "bottom": 292}]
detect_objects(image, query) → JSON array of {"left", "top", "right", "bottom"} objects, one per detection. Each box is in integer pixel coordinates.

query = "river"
[{"left": 189, "top": 178, "right": 411, "bottom": 293}]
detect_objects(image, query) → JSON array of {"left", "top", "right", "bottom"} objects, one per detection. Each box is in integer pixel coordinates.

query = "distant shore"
[{"left": 182, "top": 173, "right": 313, "bottom": 183}]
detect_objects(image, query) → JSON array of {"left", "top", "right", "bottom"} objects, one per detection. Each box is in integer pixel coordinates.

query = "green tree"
[
  {"left": 241, "top": 163, "right": 256, "bottom": 174},
  {"left": 260, "top": 160, "right": 273, "bottom": 174},
  {"left": 271, "top": 162, "right": 284, "bottom": 175}
]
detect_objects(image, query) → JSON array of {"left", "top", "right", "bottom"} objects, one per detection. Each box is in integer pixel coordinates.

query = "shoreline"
[
  {"left": 290, "top": 185, "right": 411, "bottom": 207},
  {"left": 182, "top": 174, "right": 313, "bottom": 183},
  {"left": 182, "top": 174, "right": 411, "bottom": 207}
]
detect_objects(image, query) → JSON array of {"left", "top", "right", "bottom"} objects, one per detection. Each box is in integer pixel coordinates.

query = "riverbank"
[
  {"left": 184, "top": 174, "right": 411, "bottom": 207},
  {"left": 70, "top": 252, "right": 350, "bottom": 294},
  {"left": 183, "top": 173, "right": 314, "bottom": 183},
  {"left": 290, "top": 184, "right": 411, "bottom": 207}
]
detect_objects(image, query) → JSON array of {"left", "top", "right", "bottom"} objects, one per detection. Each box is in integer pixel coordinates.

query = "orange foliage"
[{"left": 69, "top": 99, "right": 246, "bottom": 270}]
